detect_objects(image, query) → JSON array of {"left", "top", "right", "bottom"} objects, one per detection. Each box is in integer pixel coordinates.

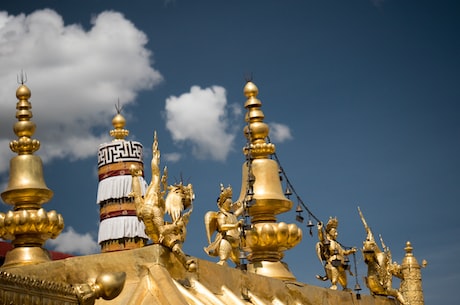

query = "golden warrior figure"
[
  {"left": 316, "top": 217, "right": 357, "bottom": 290},
  {"left": 204, "top": 184, "right": 244, "bottom": 266}
]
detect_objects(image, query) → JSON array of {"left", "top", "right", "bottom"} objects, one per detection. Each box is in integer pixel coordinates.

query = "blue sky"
[{"left": 0, "top": 1, "right": 458, "bottom": 304}]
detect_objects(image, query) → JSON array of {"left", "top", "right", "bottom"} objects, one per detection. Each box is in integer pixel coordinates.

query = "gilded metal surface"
[
  {"left": 0, "top": 84, "right": 64, "bottom": 267},
  {"left": 237, "top": 81, "right": 302, "bottom": 280},
  {"left": 130, "top": 132, "right": 196, "bottom": 271},
  {"left": 400, "top": 242, "right": 426, "bottom": 305},
  {"left": 0, "top": 269, "right": 125, "bottom": 305},
  {"left": 74, "top": 272, "right": 126, "bottom": 305},
  {"left": 0, "top": 270, "right": 78, "bottom": 304},
  {"left": 109, "top": 112, "right": 129, "bottom": 140},
  {"left": 204, "top": 184, "right": 244, "bottom": 266},
  {"left": 316, "top": 217, "right": 357, "bottom": 290},
  {"left": 359, "top": 207, "right": 426, "bottom": 305},
  {"left": 359, "top": 207, "right": 406, "bottom": 304},
  {"left": 0, "top": 80, "right": 423, "bottom": 305}
]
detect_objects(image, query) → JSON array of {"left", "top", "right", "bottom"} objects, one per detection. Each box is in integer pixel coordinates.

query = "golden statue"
[
  {"left": 316, "top": 217, "right": 357, "bottom": 290},
  {"left": 204, "top": 184, "right": 244, "bottom": 266},
  {"left": 130, "top": 132, "right": 196, "bottom": 271},
  {"left": 359, "top": 207, "right": 408, "bottom": 304}
]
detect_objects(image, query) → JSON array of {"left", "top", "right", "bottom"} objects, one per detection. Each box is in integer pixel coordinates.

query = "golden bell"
[
  {"left": 237, "top": 158, "right": 292, "bottom": 223},
  {"left": 1, "top": 154, "right": 53, "bottom": 207}
]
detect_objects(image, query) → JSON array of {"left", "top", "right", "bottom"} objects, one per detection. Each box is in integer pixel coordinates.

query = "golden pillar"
[
  {"left": 0, "top": 83, "right": 64, "bottom": 267},
  {"left": 238, "top": 81, "right": 302, "bottom": 280},
  {"left": 400, "top": 241, "right": 425, "bottom": 305}
]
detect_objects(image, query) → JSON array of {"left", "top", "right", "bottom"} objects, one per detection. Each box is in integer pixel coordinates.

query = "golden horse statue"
[{"left": 130, "top": 132, "right": 195, "bottom": 271}]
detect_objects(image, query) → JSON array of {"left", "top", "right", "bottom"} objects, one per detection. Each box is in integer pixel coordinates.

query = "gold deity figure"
[
  {"left": 359, "top": 207, "right": 407, "bottom": 304},
  {"left": 204, "top": 184, "right": 244, "bottom": 266},
  {"left": 316, "top": 217, "right": 357, "bottom": 290}
]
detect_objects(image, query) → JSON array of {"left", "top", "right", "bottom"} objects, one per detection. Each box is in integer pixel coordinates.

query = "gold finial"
[
  {"left": 243, "top": 81, "right": 275, "bottom": 159},
  {"left": 109, "top": 101, "right": 129, "bottom": 140},
  {"left": 404, "top": 241, "right": 413, "bottom": 255},
  {"left": 10, "top": 84, "right": 40, "bottom": 155},
  {"left": 0, "top": 81, "right": 64, "bottom": 267}
]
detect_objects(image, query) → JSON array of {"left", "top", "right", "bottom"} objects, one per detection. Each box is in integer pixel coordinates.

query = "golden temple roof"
[
  {"left": 2, "top": 244, "right": 394, "bottom": 305},
  {"left": 0, "top": 80, "right": 424, "bottom": 305}
]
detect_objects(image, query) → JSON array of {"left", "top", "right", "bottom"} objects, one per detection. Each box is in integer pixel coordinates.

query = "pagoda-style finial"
[
  {"left": 237, "top": 81, "right": 302, "bottom": 280},
  {"left": 0, "top": 82, "right": 64, "bottom": 267},
  {"left": 109, "top": 101, "right": 129, "bottom": 140},
  {"left": 242, "top": 81, "right": 275, "bottom": 159}
]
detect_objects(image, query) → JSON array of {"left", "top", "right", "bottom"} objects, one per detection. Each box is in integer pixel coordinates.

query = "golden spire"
[
  {"left": 242, "top": 81, "right": 275, "bottom": 158},
  {"left": 109, "top": 102, "right": 129, "bottom": 141},
  {"left": 0, "top": 82, "right": 64, "bottom": 267},
  {"left": 238, "top": 81, "right": 302, "bottom": 280}
]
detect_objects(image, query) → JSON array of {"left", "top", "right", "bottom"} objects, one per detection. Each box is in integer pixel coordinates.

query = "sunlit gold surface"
[
  {"left": 109, "top": 112, "right": 129, "bottom": 140},
  {"left": 238, "top": 160, "right": 293, "bottom": 221},
  {"left": 0, "top": 80, "right": 423, "bottom": 305},
  {"left": 74, "top": 272, "right": 126, "bottom": 305},
  {"left": 358, "top": 207, "right": 426, "bottom": 305},
  {"left": 130, "top": 132, "right": 196, "bottom": 271},
  {"left": 245, "top": 222, "right": 302, "bottom": 261},
  {"left": 359, "top": 207, "right": 407, "bottom": 303},
  {"left": 0, "top": 270, "right": 125, "bottom": 305},
  {"left": 1, "top": 244, "right": 397, "bottom": 305},
  {"left": 238, "top": 81, "right": 302, "bottom": 280},
  {"left": 316, "top": 217, "right": 357, "bottom": 290},
  {"left": 400, "top": 241, "right": 425, "bottom": 305},
  {"left": 204, "top": 184, "right": 244, "bottom": 266},
  {"left": 0, "top": 84, "right": 63, "bottom": 267}
]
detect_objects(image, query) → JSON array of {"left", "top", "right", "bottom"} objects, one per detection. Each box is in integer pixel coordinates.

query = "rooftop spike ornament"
[
  {"left": 237, "top": 81, "right": 302, "bottom": 280},
  {"left": 109, "top": 101, "right": 129, "bottom": 140},
  {"left": 0, "top": 82, "right": 64, "bottom": 267}
]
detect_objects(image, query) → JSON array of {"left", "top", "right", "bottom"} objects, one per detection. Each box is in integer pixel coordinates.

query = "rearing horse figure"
[{"left": 130, "top": 132, "right": 195, "bottom": 271}]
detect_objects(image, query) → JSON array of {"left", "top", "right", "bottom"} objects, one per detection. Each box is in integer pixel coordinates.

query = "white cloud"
[
  {"left": 269, "top": 122, "right": 293, "bottom": 143},
  {"left": 164, "top": 152, "right": 182, "bottom": 163},
  {"left": 0, "top": 9, "right": 162, "bottom": 173},
  {"left": 165, "top": 86, "right": 238, "bottom": 161},
  {"left": 47, "top": 226, "right": 98, "bottom": 255}
]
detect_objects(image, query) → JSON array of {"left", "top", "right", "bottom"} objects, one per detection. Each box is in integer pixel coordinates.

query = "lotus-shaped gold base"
[{"left": 245, "top": 222, "right": 302, "bottom": 260}]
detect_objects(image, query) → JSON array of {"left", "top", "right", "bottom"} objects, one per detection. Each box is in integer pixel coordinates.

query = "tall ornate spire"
[
  {"left": 0, "top": 82, "right": 64, "bottom": 267},
  {"left": 238, "top": 81, "right": 302, "bottom": 280},
  {"left": 97, "top": 106, "right": 148, "bottom": 252}
]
